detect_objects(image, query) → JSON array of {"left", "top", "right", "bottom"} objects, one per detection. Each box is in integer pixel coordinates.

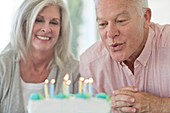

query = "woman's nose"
[
  {"left": 41, "top": 24, "right": 51, "bottom": 33},
  {"left": 107, "top": 23, "right": 119, "bottom": 39}
]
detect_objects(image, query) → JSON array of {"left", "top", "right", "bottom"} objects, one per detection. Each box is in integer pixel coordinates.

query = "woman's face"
[{"left": 31, "top": 5, "right": 61, "bottom": 53}]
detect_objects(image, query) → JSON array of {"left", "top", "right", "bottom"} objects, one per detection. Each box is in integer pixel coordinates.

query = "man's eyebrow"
[
  {"left": 96, "top": 11, "right": 129, "bottom": 21},
  {"left": 116, "top": 11, "right": 129, "bottom": 17},
  {"left": 96, "top": 18, "right": 105, "bottom": 22}
]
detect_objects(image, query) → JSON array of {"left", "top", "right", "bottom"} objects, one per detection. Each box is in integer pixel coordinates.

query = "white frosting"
[{"left": 28, "top": 97, "right": 110, "bottom": 113}]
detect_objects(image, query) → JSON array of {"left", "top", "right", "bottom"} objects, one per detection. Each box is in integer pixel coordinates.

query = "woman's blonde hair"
[{"left": 10, "top": 0, "right": 73, "bottom": 70}]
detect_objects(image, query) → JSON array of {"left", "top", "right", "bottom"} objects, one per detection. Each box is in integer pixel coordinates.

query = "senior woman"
[{"left": 0, "top": 0, "right": 80, "bottom": 113}]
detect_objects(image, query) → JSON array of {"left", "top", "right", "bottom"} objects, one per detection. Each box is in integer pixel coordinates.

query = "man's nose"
[{"left": 106, "top": 23, "right": 119, "bottom": 39}]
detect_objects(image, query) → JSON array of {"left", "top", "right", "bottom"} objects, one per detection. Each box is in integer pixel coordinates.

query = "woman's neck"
[{"left": 20, "top": 52, "right": 54, "bottom": 83}]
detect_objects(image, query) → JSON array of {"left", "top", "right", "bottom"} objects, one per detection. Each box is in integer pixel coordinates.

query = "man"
[{"left": 79, "top": 0, "right": 170, "bottom": 112}]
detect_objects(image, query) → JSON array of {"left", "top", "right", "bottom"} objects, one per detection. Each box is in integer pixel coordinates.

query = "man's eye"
[
  {"left": 98, "top": 23, "right": 107, "bottom": 28},
  {"left": 116, "top": 20, "right": 127, "bottom": 23}
]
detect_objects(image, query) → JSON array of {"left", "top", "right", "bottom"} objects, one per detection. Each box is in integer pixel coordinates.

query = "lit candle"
[
  {"left": 66, "top": 80, "right": 71, "bottom": 95},
  {"left": 44, "top": 79, "right": 49, "bottom": 98},
  {"left": 50, "top": 79, "right": 55, "bottom": 98},
  {"left": 88, "top": 78, "right": 94, "bottom": 97},
  {"left": 63, "top": 73, "right": 69, "bottom": 95},
  {"left": 79, "top": 77, "right": 84, "bottom": 94},
  {"left": 64, "top": 73, "right": 69, "bottom": 81},
  {"left": 83, "top": 79, "right": 89, "bottom": 94}
]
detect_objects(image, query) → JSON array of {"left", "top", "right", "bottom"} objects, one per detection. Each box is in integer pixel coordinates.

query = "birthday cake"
[
  {"left": 28, "top": 93, "right": 111, "bottom": 113},
  {"left": 28, "top": 76, "right": 111, "bottom": 113}
]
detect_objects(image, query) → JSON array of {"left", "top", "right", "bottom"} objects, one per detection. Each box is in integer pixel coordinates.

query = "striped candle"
[
  {"left": 79, "top": 77, "right": 84, "bottom": 94},
  {"left": 44, "top": 79, "right": 49, "bottom": 98}
]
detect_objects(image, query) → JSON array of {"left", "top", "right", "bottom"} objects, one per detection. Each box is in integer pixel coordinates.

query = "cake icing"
[{"left": 28, "top": 93, "right": 111, "bottom": 113}]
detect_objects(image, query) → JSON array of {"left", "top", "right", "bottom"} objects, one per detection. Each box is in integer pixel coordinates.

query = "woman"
[{"left": 0, "top": 0, "right": 80, "bottom": 113}]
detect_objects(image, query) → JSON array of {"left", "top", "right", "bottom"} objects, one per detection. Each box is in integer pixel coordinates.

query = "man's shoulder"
[
  {"left": 151, "top": 22, "right": 170, "bottom": 33},
  {"left": 150, "top": 22, "right": 170, "bottom": 47},
  {"left": 80, "top": 40, "right": 108, "bottom": 64}
]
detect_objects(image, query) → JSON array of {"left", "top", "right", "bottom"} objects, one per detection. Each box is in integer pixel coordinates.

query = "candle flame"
[
  {"left": 64, "top": 73, "right": 69, "bottom": 81},
  {"left": 66, "top": 80, "right": 71, "bottom": 85},
  {"left": 84, "top": 79, "right": 89, "bottom": 84},
  {"left": 79, "top": 77, "right": 84, "bottom": 81},
  {"left": 88, "top": 78, "right": 93, "bottom": 83},
  {"left": 45, "top": 79, "right": 49, "bottom": 84},
  {"left": 51, "top": 79, "right": 55, "bottom": 84}
]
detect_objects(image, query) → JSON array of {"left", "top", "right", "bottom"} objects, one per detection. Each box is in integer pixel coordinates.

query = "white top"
[{"left": 20, "top": 78, "right": 44, "bottom": 113}]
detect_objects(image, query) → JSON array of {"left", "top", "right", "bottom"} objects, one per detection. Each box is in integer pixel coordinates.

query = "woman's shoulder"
[
  {"left": 65, "top": 56, "right": 79, "bottom": 69},
  {"left": 62, "top": 56, "right": 79, "bottom": 75},
  {"left": 0, "top": 50, "right": 17, "bottom": 73},
  {"left": 0, "top": 50, "right": 17, "bottom": 84},
  {"left": 0, "top": 50, "right": 16, "bottom": 63}
]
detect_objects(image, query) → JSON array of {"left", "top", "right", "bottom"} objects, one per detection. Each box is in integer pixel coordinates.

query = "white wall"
[
  {"left": 0, "top": 0, "right": 23, "bottom": 52},
  {"left": 149, "top": 0, "right": 170, "bottom": 24},
  {"left": 78, "top": 0, "right": 97, "bottom": 57}
]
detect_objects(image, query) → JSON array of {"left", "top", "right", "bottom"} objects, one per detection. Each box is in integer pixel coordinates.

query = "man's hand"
[{"left": 111, "top": 86, "right": 163, "bottom": 113}]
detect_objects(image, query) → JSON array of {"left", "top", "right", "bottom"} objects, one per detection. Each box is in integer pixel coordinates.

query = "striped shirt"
[{"left": 80, "top": 22, "right": 170, "bottom": 98}]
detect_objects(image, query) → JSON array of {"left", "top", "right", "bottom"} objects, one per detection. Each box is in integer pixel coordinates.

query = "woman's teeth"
[{"left": 37, "top": 36, "right": 50, "bottom": 40}]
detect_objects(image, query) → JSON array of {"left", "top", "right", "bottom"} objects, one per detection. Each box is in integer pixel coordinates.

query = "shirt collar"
[{"left": 136, "top": 26, "right": 155, "bottom": 66}]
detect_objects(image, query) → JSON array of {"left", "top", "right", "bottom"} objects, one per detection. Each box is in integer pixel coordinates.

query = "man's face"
[{"left": 96, "top": 0, "right": 149, "bottom": 62}]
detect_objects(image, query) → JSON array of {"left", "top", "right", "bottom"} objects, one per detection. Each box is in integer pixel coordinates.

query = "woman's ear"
[{"left": 144, "top": 8, "right": 152, "bottom": 28}]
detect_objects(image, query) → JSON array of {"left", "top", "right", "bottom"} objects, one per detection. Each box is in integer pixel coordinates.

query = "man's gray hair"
[
  {"left": 94, "top": 0, "right": 148, "bottom": 8},
  {"left": 137, "top": 0, "right": 148, "bottom": 8}
]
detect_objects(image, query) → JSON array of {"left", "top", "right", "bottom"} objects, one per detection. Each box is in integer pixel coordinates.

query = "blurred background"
[{"left": 0, "top": 0, "right": 170, "bottom": 59}]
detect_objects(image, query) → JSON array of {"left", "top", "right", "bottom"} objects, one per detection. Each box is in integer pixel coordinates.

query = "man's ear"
[{"left": 144, "top": 8, "right": 151, "bottom": 28}]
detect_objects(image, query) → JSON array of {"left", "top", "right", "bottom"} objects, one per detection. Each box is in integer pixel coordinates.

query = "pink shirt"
[{"left": 80, "top": 23, "right": 170, "bottom": 98}]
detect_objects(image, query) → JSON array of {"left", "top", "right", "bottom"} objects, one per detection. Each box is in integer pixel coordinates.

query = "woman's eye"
[
  {"left": 50, "top": 21, "right": 58, "bottom": 25},
  {"left": 35, "top": 18, "right": 44, "bottom": 23}
]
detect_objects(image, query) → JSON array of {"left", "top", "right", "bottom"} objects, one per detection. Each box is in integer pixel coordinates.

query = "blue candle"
[
  {"left": 66, "top": 80, "right": 71, "bottom": 95},
  {"left": 88, "top": 78, "right": 94, "bottom": 97},
  {"left": 83, "top": 79, "right": 89, "bottom": 94},
  {"left": 50, "top": 79, "right": 55, "bottom": 98}
]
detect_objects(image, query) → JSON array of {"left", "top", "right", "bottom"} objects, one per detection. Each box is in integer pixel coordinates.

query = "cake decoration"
[
  {"left": 75, "top": 93, "right": 90, "bottom": 99},
  {"left": 55, "top": 93, "right": 69, "bottom": 99},
  {"left": 29, "top": 93, "right": 43, "bottom": 100},
  {"left": 96, "top": 93, "right": 110, "bottom": 102}
]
